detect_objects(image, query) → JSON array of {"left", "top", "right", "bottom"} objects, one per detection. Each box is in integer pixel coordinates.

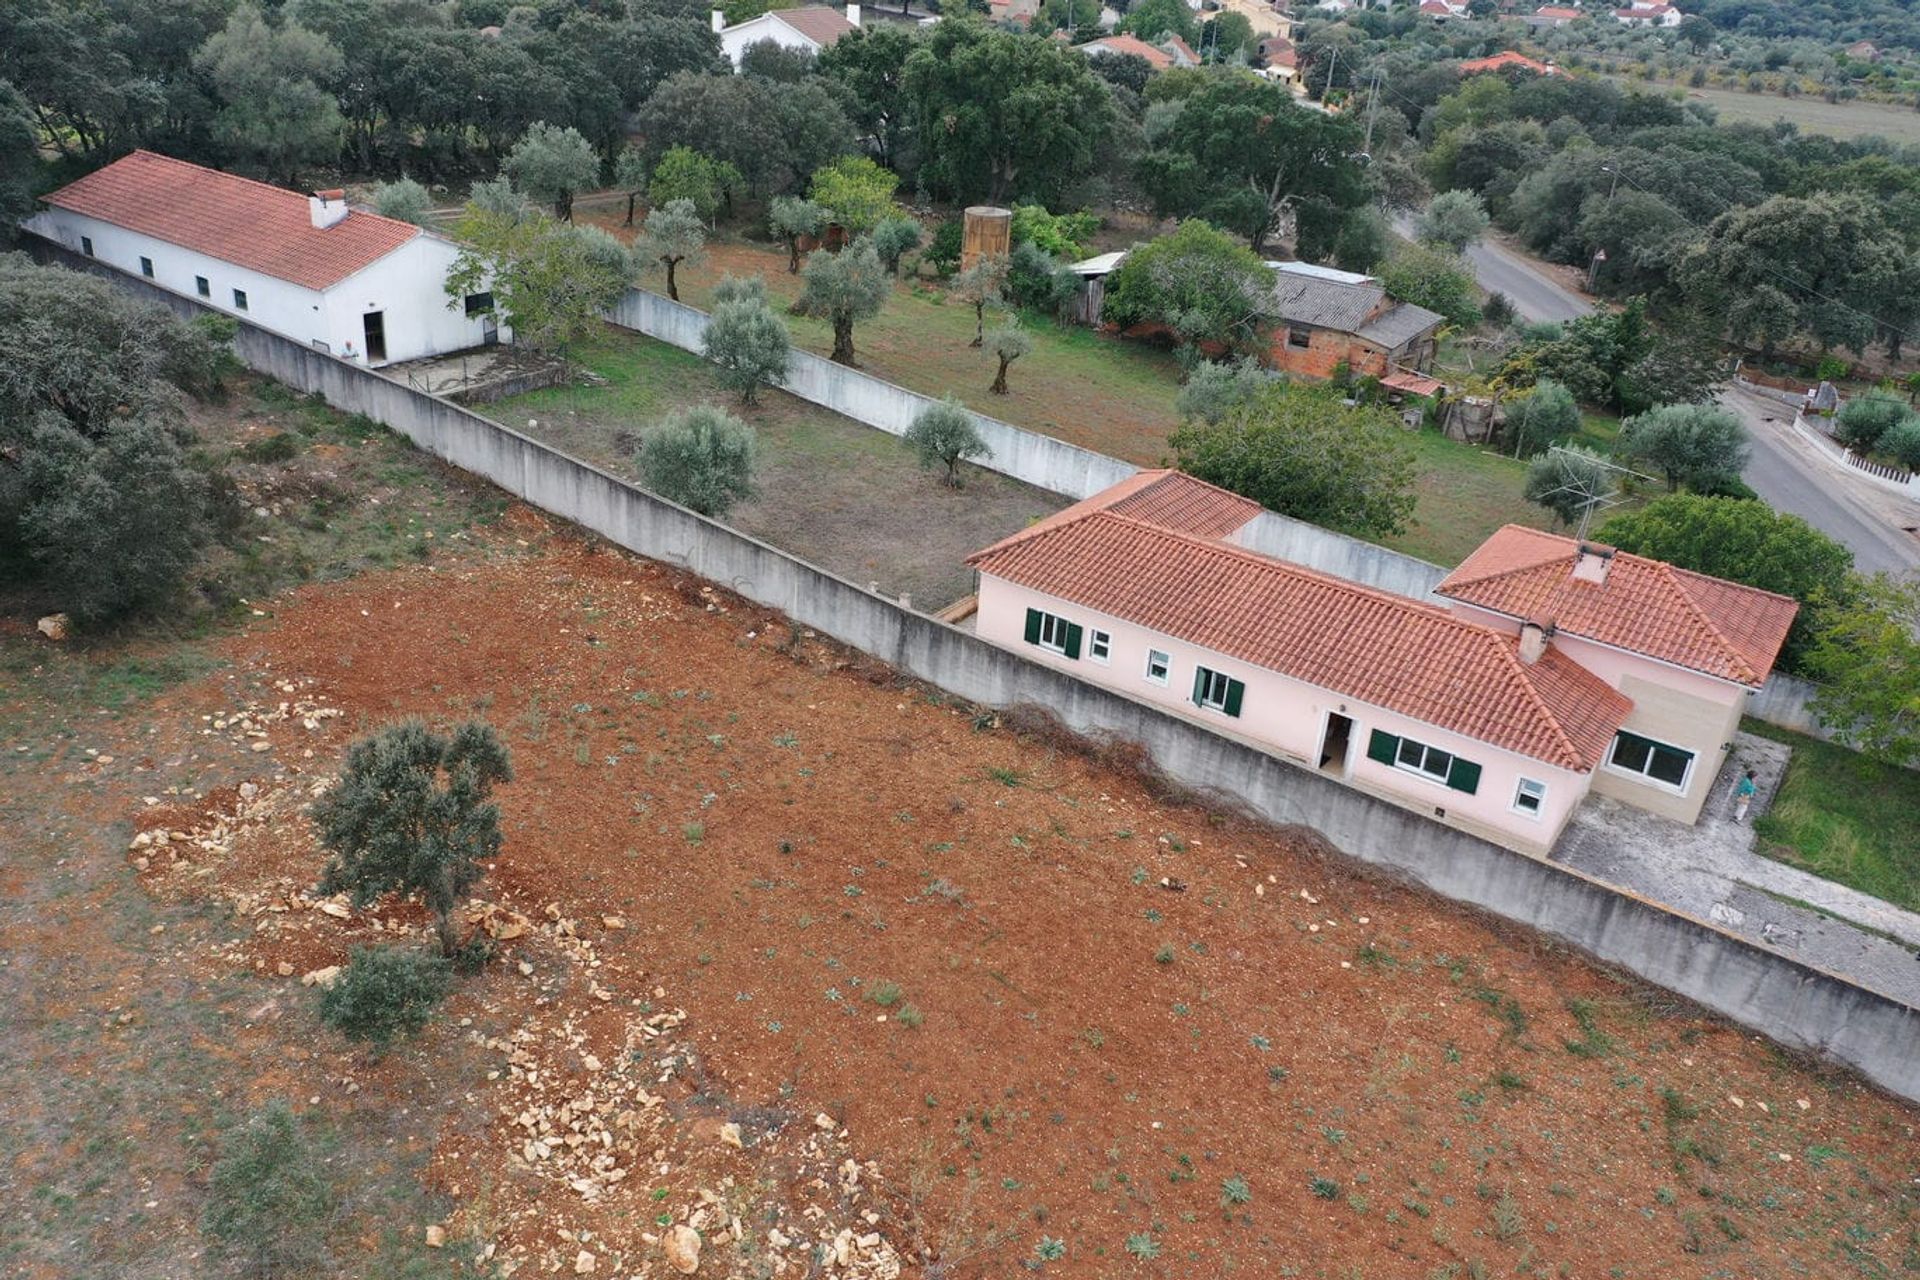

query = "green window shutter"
[
  {"left": 1024, "top": 608, "right": 1043, "bottom": 645},
  {"left": 1191, "top": 667, "right": 1208, "bottom": 706},
  {"left": 1366, "top": 729, "right": 1399, "bottom": 765},
  {"left": 1063, "top": 622, "right": 1083, "bottom": 660},
  {"left": 1223, "top": 678, "right": 1245, "bottom": 718},
  {"left": 1446, "top": 757, "right": 1482, "bottom": 795}
]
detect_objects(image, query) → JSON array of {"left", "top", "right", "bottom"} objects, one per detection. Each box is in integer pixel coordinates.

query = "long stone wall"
[{"left": 41, "top": 243, "right": 1919, "bottom": 1105}]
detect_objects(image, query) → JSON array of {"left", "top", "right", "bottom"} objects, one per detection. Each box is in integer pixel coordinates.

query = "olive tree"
[
  {"left": 769, "top": 196, "right": 827, "bottom": 273},
  {"left": 635, "top": 198, "right": 707, "bottom": 301},
  {"left": 1414, "top": 190, "right": 1490, "bottom": 252},
  {"left": 952, "top": 254, "right": 1008, "bottom": 348},
  {"left": 636, "top": 405, "right": 758, "bottom": 516},
  {"left": 1614, "top": 403, "right": 1749, "bottom": 492},
  {"left": 870, "top": 214, "right": 924, "bottom": 276},
  {"left": 702, "top": 278, "right": 791, "bottom": 403},
  {"left": 797, "top": 241, "right": 889, "bottom": 365},
  {"left": 1524, "top": 444, "right": 1614, "bottom": 528},
  {"left": 985, "top": 322, "right": 1032, "bottom": 395},
  {"left": 1503, "top": 379, "right": 1580, "bottom": 458},
  {"left": 504, "top": 121, "right": 600, "bottom": 221},
  {"left": 905, "top": 397, "right": 990, "bottom": 487},
  {"left": 312, "top": 720, "right": 513, "bottom": 959},
  {"left": 370, "top": 177, "right": 432, "bottom": 225}
]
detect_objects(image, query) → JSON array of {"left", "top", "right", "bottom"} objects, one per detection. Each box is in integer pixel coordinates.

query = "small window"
[
  {"left": 139, "top": 256, "right": 154, "bottom": 278},
  {"left": 464, "top": 291, "right": 494, "bottom": 317},
  {"left": 232, "top": 288, "right": 249, "bottom": 312},
  {"left": 1608, "top": 730, "right": 1694, "bottom": 791},
  {"left": 1191, "top": 665, "right": 1245, "bottom": 717},
  {"left": 1088, "top": 629, "right": 1111, "bottom": 663},
  {"left": 1145, "top": 648, "right": 1171, "bottom": 686},
  {"left": 1021, "top": 607, "right": 1081, "bottom": 658},
  {"left": 80, "top": 236, "right": 94, "bottom": 257},
  {"left": 195, "top": 275, "right": 210, "bottom": 297},
  {"left": 1287, "top": 328, "right": 1311, "bottom": 349},
  {"left": 1513, "top": 777, "right": 1547, "bottom": 817},
  {"left": 1396, "top": 736, "right": 1454, "bottom": 783}
]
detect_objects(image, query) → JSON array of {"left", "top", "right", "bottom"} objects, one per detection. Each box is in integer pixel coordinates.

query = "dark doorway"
[
  {"left": 1319, "top": 713, "right": 1353, "bottom": 775},
  {"left": 362, "top": 310, "right": 387, "bottom": 363}
]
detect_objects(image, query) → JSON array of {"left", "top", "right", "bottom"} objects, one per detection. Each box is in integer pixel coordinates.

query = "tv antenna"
[{"left": 1538, "top": 446, "right": 1657, "bottom": 543}]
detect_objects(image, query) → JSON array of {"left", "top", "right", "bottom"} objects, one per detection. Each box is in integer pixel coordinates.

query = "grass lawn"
[
  {"left": 1658, "top": 81, "right": 1920, "bottom": 145},
  {"left": 580, "top": 209, "right": 1589, "bottom": 569},
  {"left": 492, "top": 328, "right": 1067, "bottom": 608},
  {"left": 1743, "top": 719, "right": 1920, "bottom": 913}
]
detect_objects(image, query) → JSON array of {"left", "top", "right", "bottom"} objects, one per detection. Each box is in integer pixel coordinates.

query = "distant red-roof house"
[
  {"left": 1073, "top": 32, "right": 1174, "bottom": 70},
  {"left": 1845, "top": 39, "right": 1881, "bottom": 62},
  {"left": 714, "top": 4, "right": 861, "bottom": 69},
  {"left": 1612, "top": 0, "right": 1681, "bottom": 26},
  {"left": 1460, "top": 50, "right": 1558, "bottom": 75},
  {"left": 26, "top": 150, "right": 502, "bottom": 365},
  {"left": 1162, "top": 34, "right": 1201, "bottom": 66},
  {"left": 1418, "top": 0, "right": 1462, "bottom": 17}
]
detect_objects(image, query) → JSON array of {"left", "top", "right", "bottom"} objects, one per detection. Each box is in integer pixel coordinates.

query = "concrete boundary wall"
[{"left": 38, "top": 242, "right": 1920, "bottom": 1105}]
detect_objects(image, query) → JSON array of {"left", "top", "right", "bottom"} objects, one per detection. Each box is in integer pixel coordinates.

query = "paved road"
[
  {"left": 1431, "top": 225, "right": 1920, "bottom": 573},
  {"left": 1719, "top": 388, "right": 1920, "bottom": 576}
]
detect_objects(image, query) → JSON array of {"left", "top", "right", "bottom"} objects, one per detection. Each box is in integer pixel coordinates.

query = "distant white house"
[
  {"left": 1612, "top": 1, "right": 1682, "bottom": 26},
  {"left": 25, "top": 150, "right": 501, "bottom": 366},
  {"left": 713, "top": 5, "right": 861, "bottom": 68}
]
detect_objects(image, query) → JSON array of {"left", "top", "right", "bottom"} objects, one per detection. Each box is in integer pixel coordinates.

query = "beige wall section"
[{"left": 1589, "top": 673, "right": 1744, "bottom": 823}]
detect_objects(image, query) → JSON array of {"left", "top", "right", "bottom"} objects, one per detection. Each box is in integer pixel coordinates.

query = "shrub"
[
  {"left": 926, "top": 219, "right": 964, "bottom": 277},
  {"left": 870, "top": 980, "right": 903, "bottom": 1007},
  {"left": 1175, "top": 357, "right": 1272, "bottom": 425},
  {"left": 1310, "top": 1176, "right": 1340, "bottom": 1199},
  {"left": 1221, "top": 1175, "right": 1252, "bottom": 1207},
  {"left": 203, "top": 1100, "right": 336, "bottom": 1278},
  {"left": 1834, "top": 393, "right": 1916, "bottom": 454},
  {"left": 1010, "top": 203, "right": 1099, "bottom": 258},
  {"left": 319, "top": 946, "right": 454, "bottom": 1046},
  {"left": 1882, "top": 416, "right": 1920, "bottom": 471},
  {"left": 371, "top": 177, "right": 432, "bottom": 225},
  {"left": 904, "top": 397, "right": 989, "bottom": 487},
  {"left": 1005, "top": 241, "right": 1077, "bottom": 314},
  {"left": 869, "top": 215, "right": 924, "bottom": 275},
  {"left": 636, "top": 405, "right": 758, "bottom": 516}
]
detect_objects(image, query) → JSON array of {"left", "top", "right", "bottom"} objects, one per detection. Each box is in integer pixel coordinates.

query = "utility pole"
[{"left": 1361, "top": 65, "right": 1384, "bottom": 155}]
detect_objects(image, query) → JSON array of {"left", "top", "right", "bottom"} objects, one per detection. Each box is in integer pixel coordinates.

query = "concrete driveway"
[{"left": 1554, "top": 732, "right": 1920, "bottom": 1009}]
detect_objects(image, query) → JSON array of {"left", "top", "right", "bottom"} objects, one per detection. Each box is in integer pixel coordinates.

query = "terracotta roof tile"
[
  {"left": 1459, "top": 50, "right": 1557, "bottom": 74},
  {"left": 974, "top": 469, "right": 1260, "bottom": 557},
  {"left": 1435, "top": 525, "right": 1798, "bottom": 686},
  {"left": 1076, "top": 34, "right": 1174, "bottom": 69},
  {"left": 773, "top": 6, "right": 857, "bottom": 45},
  {"left": 41, "top": 150, "right": 421, "bottom": 291},
  {"left": 970, "top": 502, "right": 1630, "bottom": 770}
]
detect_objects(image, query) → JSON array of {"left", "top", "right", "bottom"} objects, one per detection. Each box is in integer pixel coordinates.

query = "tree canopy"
[
  {"left": 504, "top": 121, "right": 601, "bottom": 220},
  {"left": 444, "top": 206, "right": 632, "bottom": 355},
  {"left": 1138, "top": 74, "right": 1369, "bottom": 255},
  {"left": 1100, "top": 220, "right": 1275, "bottom": 358},
  {"left": 1169, "top": 382, "right": 1417, "bottom": 537},
  {"left": 636, "top": 405, "right": 759, "bottom": 517},
  {"left": 808, "top": 155, "right": 900, "bottom": 236},
  {"left": 798, "top": 241, "right": 891, "bottom": 365}
]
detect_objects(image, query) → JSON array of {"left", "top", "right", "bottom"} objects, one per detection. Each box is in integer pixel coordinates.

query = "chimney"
[
  {"left": 1518, "top": 620, "right": 1552, "bottom": 666},
  {"left": 1571, "top": 541, "right": 1613, "bottom": 585},
  {"left": 847, "top": 2, "right": 862, "bottom": 23},
  {"left": 711, "top": 7, "right": 726, "bottom": 30},
  {"left": 309, "top": 189, "right": 349, "bottom": 230}
]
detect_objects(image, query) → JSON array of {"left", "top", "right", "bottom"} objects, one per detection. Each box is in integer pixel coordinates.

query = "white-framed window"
[
  {"left": 1088, "top": 629, "right": 1112, "bottom": 663},
  {"left": 1396, "top": 736, "right": 1454, "bottom": 783},
  {"left": 1037, "top": 612, "right": 1072, "bottom": 653},
  {"left": 1191, "top": 665, "right": 1245, "bottom": 717},
  {"left": 1145, "top": 648, "right": 1171, "bottom": 686},
  {"left": 1512, "top": 777, "right": 1547, "bottom": 818},
  {"left": 1607, "top": 731, "right": 1694, "bottom": 792}
]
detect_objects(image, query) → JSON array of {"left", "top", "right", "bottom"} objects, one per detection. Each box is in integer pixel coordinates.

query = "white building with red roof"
[
  {"left": 1612, "top": 0, "right": 1681, "bottom": 26},
  {"left": 713, "top": 4, "right": 861, "bottom": 69},
  {"left": 25, "top": 150, "right": 502, "bottom": 366},
  {"left": 967, "top": 473, "right": 1795, "bottom": 853}
]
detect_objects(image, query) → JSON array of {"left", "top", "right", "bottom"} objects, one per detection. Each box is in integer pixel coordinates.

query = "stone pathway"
[{"left": 1553, "top": 731, "right": 1920, "bottom": 1010}]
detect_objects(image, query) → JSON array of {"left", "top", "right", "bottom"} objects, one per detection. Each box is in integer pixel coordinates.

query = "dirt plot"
[
  {"left": 60, "top": 530, "right": 1919, "bottom": 1279},
  {"left": 496, "top": 330, "right": 1065, "bottom": 608}
]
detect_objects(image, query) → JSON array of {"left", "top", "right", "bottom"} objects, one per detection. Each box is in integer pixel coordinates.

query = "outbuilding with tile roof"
[{"left": 25, "top": 150, "right": 503, "bottom": 365}]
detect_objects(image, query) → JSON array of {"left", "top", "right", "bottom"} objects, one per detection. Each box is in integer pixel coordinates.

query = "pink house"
[{"left": 967, "top": 473, "right": 1796, "bottom": 855}]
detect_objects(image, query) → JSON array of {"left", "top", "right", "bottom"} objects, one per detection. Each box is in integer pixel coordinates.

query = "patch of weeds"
[
  {"left": 683, "top": 822, "right": 704, "bottom": 845},
  {"left": 1267, "top": 1065, "right": 1290, "bottom": 1083},
  {"left": 896, "top": 1004, "right": 925, "bottom": 1028},
  {"left": 1355, "top": 942, "right": 1398, "bottom": 970},
  {"left": 1309, "top": 1177, "right": 1340, "bottom": 1200},
  {"left": 1034, "top": 1237, "right": 1067, "bottom": 1262},
  {"left": 1154, "top": 944, "right": 1176, "bottom": 965},
  {"left": 870, "top": 981, "right": 904, "bottom": 1008},
  {"left": 203, "top": 1100, "right": 337, "bottom": 1277},
  {"left": 1470, "top": 987, "right": 1528, "bottom": 1039},
  {"left": 1124, "top": 1233, "right": 1160, "bottom": 1260},
  {"left": 1563, "top": 998, "right": 1617, "bottom": 1058},
  {"left": 1220, "top": 1175, "right": 1252, "bottom": 1208},
  {"left": 1080, "top": 1027, "right": 1105, "bottom": 1049},
  {"left": 986, "top": 765, "right": 1022, "bottom": 786},
  {"left": 1494, "top": 1070, "right": 1529, "bottom": 1093},
  {"left": 1492, "top": 1190, "right": 1524, "bottom": 1241},
  {"left": 1250, "top": 1034, "right": 1272, "bottom": 1051},
  {"left": 1130, "top": 866, "right": 1149, "bottom": 886}
]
